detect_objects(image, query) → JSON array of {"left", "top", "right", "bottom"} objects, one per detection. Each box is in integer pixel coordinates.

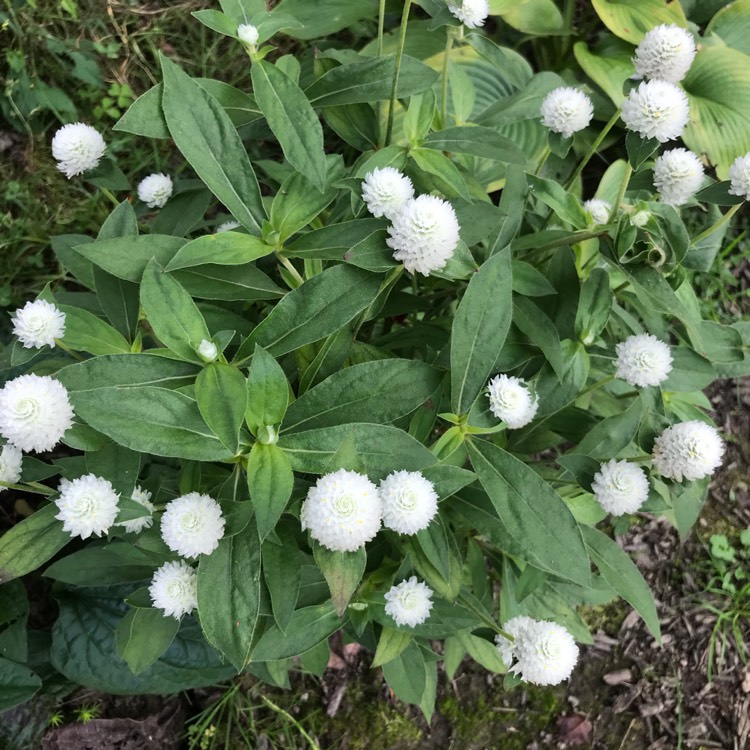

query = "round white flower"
[
  {"left": 728, "top": 153, "right": 750, "bottom": 201},
  {"left": 0, "top": 374, "right": 74, "bottom": 453},
  {"left": 540, "top": 87, "right": 594, "bottom": 138},
  {"left": 653, "top": 148, "right": 704, "bottom": 206},
  {"left": 495, "top": 615, "right": 536, "bottom": 669},
  {"left": 301, "top": 469, "right": 381, "bottom": 552},
  {"left": 51, "top": 122, "right": 106, "bottom": 179},
  {"left": 633, "top": 24, "right": 696, "bottom": 84},
  {"left": 447, "top": 0, "right": 490, "bottom": 29},
  {"left": 197, "top": 339, "right": 218, "bottom": 362},
  {"left": 513, "top": 619, "right": 579, "bottom": 686},
  {"left": 652, "top": 420, "right": 724, "bottom": 482},
  {"left": 216, "top": 220, "right": 241, "bottom": 233},
  {"left": 621, "top": 80, "right": 690, "bottom": 143},
  {"left": 487, "top": 374, "right": 539, "bottom": 429},
  {"left": 615, "top": 333, "right": 673, "bottom": 387},
  {"left": 137, "top": 173, "right": 173, "bottom": 209},
  {"left": 237, "top": 23, "right": 259, "bottom": 46},
  {"left": 149, "top": 560, "right": 198, "bottom": 619},
  {"left": 119, "top": 486, "right": 156, "bottom": 534},
  {"left": 160, "top": 492, "right": 225, "bottom": 558},
  {"left": 0, "top": 444, "right": 23, "bottom": 492},
  {"left": 11, "top": 300, "right": 66, "bottom": 349},
  {"left": 54, "top": 474, "right": 120, "bottom": 539},
  {"left": 384, "top": 576, "right": 433, "bottom": 627},
  {"left": 386, "top": 195, "right": 460, "bottom": 276},
  {"left": 361, "top": 167, "right": 414, "bottom": 220},
  {"left": 583, "top": 199, "right": 611, "bottom": 225},
  {"left": 379, "top": 470, "right": 438, "bottom": 535},
  {"left": 591, "top": 459, "right": 650, "bottom": 516}
]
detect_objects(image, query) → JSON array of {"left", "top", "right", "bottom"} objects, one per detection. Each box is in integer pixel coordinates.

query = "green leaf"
[
  {"left": 575, "top": 268, "right": 612, "bottom": 344},
  {"left": 94, "top": 269, "right": 139, "bottom": 341},
  {"left": 116, "top": 608, "right": 180, "bottom": 675},
  {"left": 382, "top": 641, "right": 427, "bottom": 705},
  {"left": 409, "top": 147, "right": 471, "bottom": 201},
  {"left": 372, "top": 626, "right": 413, "bottom": 668},
  {"left": 166, "top": 233, "right": 274, "bottom": 272},
  {"left": 0, "top": 657, "right": 41, "bottom": 711},
  {"left": 44, "top": 544, "right": 155, "bottom": 586},
  {"left": 273, "top": 0, "right": 377, "bottom": 39},
  {"left": 59, "top": 306, "right": 131, "bottom": 355},
  {"left": 499, "top": 0, "right": 564, "bottom": 34},
  {"left": 511, "top": 260, "right": 557, "bottom": 297},
  {"left": 416, "top": 516, "right": 451, "bottom": 581},
  {"left": 251, "top": 603, "right": 340, "bottom": 661},
  {"left": 705, "top": 0, "right": 750, "bottom": 55},
  {"left": 456, "top": 630, "right": 507, "bottom": 673},
  {"left": 286, "top": 219, "right": 386, "bottom": 259},
  {"left": 582, "top": 525, "right": 661, "bottom": 641},
  {"left": 235, "top": 265, "right": 382, "bottom": 361},
  {"left": 152, "top": 188, "right": 212, "bottom": 238},
  {"left": 196, "top": 364, "right": 247, "bottom": 454},
  {"left": 262, "top": 523, "right": 301, "bottom": 632},
  {"left": 576, "top": 398, "right": 643, "bottom": 460},
  {"left": 527, "top": 174, "right": 587, "bottom": 228},
  {"left": 423, "top": 126, "right": 525, "bottom": 164},
  {"left": 247, "top": 443, "right": 294, "bottom": 540},
  {"left": 312, "top": 543, "right": 366, "bottom": 616},
  {"left": 466, "top": 439, "right": 590, "bottom": 587},
  {"left": 451, "top": 249, "right": 513, "bottom": 415},
  {"left": 344, "top": 231, "right": 398, "bottom": 272},
  {"left": 245, "top": 345, "right": 289, "bottom": 435},
  {"left": 591, "top": 0, "right": 687, "bottom": 44},
  {"left": 283, "top": 360, "right": 442, "bottom": 433},
  {"left": 161, "top": 54, "right": 265, "bottom": 232},
  {"left": 513, "top": 296, "right": 565, "bottom": 381},
  {"left": 0, "top": 505, "right": 69, "bottom": 584},
  {"left": 140, "top": 259, "right": 210, "bottom": 363},
  {"left": 270, "top": 171, "right": 338, "bottom": 243},
  {"left": 197, "top": 527, "right": 262, "bottom": 671},
  {"left": 252, "top": 60, "right": 327, "bottom": 191},
  {"left": 625, "top": 131, "right": 660, "bottom": 170},
  {"left": 173, "top": 263, "right": 284, "bottom": 302},
  {"left": 86, "top": 442, "right": 141, "bottom": 498}
]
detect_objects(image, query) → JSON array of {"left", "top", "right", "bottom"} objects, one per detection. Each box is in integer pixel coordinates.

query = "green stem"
[
  {"left": 258, "top": 695, "right": 321, "bottom": 750},
  {"left": 611, "top": 162, "right": 633, "bottom": 220},
  {"left": 99, "top": 187, "right": 120, "bottom": 208},
  {"left": 276, "top": 253, "right": 305, "bottom": 288},
  {"left": 565, "top": 108, "right": 621, "bottom": 190},
  {"left": 385, "top": 0, "right": 413, "bottom": 147},
  {"left": 579, "top": 373, "right": 614, "bottom": 397},
  {"left": 441, "top": 30, "right": 453, "bottom": 128},
  {"left": 691, "top": 203, "right": 742, "bottom": 246},
  {"left": 521, "top": 228, "right": 611, "bottom": 256},
  {"left": 377, "top": 0, "right": 386, "bottom": 57},
  {"left": 0, "top": 481, "right": 56, "bottom": 496},
  {"left": 534, "top": 144, "right": 551, "bottom": 176},
  {"left": 54, "top": 339, "right": 84, "bottom": 362}
]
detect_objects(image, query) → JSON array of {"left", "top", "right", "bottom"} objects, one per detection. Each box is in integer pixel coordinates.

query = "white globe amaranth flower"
[
  {"left": 379, "top": 470, "right": 438, "bottom": 535},
  {"left": 620, "top": 80, "right": 690, "bottom": 143},
  {"left": 591, "top": 459, "right": 650, "bottom": 516},
  {"left": 119, "top": 486, "right": 156, "bottom": 534},
  {"left": 447, "top": 0, "right": 490, "bottom": 29},
  {"left": 300, "top": 469, "right": 382, "bottom": 552},
  {"left": 161, "top": 492, "right": 226, "bottom": 558},
  {"left": 237, "top": 23, "right": 259, "bottom": 46},
  {"left": 0, "top": 374, "right": 74, "bottom": 453},
  {"left": 633, "top": 24, "right": 696, "bottom": 84},
  {"left": 149, "top": 560, "right": 198, "bottom": 619},
  {"left": 728, "top": 153, "right": 750, "bottom": 201},
  {"left": 197, "top": 339, "right": 218, "bottom": 362},
  {"left": 653, "top": 148, "right": 704, "bottom": 206},
  {"left": 216, "top": 220, "right": 241, "bottom": 233},
  {"left": 514, "top": 619, "right": 579, "bottom": 686},
  {"left": 361, "top": 167, "right": 415, "bottom": 220},
  {"left": 54, "top": 474, "right": 120, "bottom": 539},
  {"left": 487, "top": 374, "right": 539, "bottom": 429},
  {"left": 652, "top": 420, "right": 724, "bottom": 482},
  {"left": 137, "top": 173, "right": 173, "bottom": 209},
  {"left": 0, "top": 444, "right": 23, "bottom": 492},
  {"left": 386, "top": 195, "right": 461, "bottom": 276},
  {"left": 495, "top": 615, "right": 536, "bottom": 668},
  {"left": 615, "top": 333, "right": 673, "bottom": 387},
  {"left": 583, "top": 199, "right": 611, "bottom": 225},
  {"left": 51, "top": 122, "right": 106, "bottom": 178},
  {"left": 11, "top": 299, "right": 66, "bottom": 350},
  {"left": 540, "top": 87, "right": 594, "bottom": 138},
  {"left": 384, "top": 576, "right": 434, "bottom": 627}
]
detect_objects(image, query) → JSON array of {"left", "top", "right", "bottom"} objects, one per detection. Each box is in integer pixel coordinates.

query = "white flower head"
[
  {"left": 197, "top": 339, "right": 218, "bottom": 362},
  {"left": 216, "top": 220, "right": 241, "bottom": 233},
  {"left": 591, "top": 459, "right": 650, "bottom": 516},
  {"left": 384, "top": 576, "right": 433, "bottom": 627},
  {"left": 583, "top": 199, "right": 611, "bottom": 225},
  {"left": 149, "top": 560, "right": 198, "bottom": 619},
  {"left": 301, "top": 469, "right": 381, "bottom": 552},
  {"left": 728, "top": 153, "right": 750, "bottom": 201},
  {"left": 487, "top": 374, "right": 539, "bottom": 429},
  {"left": 0, "top": 374, "right": 74, "bottom": 453},
  {"left": 379, "top": 470, "right": 438, "bottom": 535},
  {"left": 653, "top": 148, "right": 704, "bottom": 206},
  {"left": 137, "top": 173, "right": 173, "bottom": 209},
  {"left": 386, "top": 195, "right": 460, "bottom": 276},
  {"left": 495, "top": 615, "right": 536, "bottom": 668},
  {"left": 161, "top": 492, "right": 225, "bottom": 558},
  {"left": 634, "top": 24, "right": 696, "bottom": 84},
  {"left": 119, "top": 486, "right": 156, "bottom": 534},
  {"left": 55, "top": 474, "right": 120, "bottom": 539},
  {"left": 238, "top": 23, "right": 259, "bottom": 46},
  {"left": 615, "top": 333, "right": 673, "bottom": 387},
  {"left": 540, "top": 87, "right": 594, "bottom": 138},
  {"left": 630, "top": 209, "right": 651, "bottom": 227},
  {"left": 51, "top": 122, "right": 106, "bottom": 179},
  {"left": 515, "top": 619, "right": 579, "bottom": 686},
  {"left": 653, "top": 420, "right": 724, "bottom": 482},
  {"left": 0, "top": 444, "right": 23, "bottom": 492},
  {"left": 361, "top": 167, "right": 414, "bottom": 220},
  {"left": 621, "top": 80, "right": 690, "bottom": 143},
  {"left": 11, "top": 300, "right": 66, "bottom": 349},
  {"left": 447, "top": 0, "right": 490, "bottom": 29}
]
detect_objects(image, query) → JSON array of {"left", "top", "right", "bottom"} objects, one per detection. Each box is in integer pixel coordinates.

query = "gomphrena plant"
[{"left": 1, "top": 0, "right": 749, "bottom": 719}]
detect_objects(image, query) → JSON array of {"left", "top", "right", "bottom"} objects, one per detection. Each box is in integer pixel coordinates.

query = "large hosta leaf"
[
  {"left": 705, "top": 0, "right": 750, "bottom": 55},
  {"left": 591, "top": 0, "right": 687, "bottom": 44}
]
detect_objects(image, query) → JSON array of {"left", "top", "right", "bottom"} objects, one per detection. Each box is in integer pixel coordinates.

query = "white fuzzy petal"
[
  {"left": 653, "top": 420, "right": 724, "bottom": 482},
  {"left": 621, "top": 80, "right": 690, "bottom": 143},
  {"left": 540, "top": 87, "right": 594, "bottom": 138},
  {"left": 161, "top": 492, "right": 225, "bottom": 558},
  {"left": 137, "top": 173, "right": 173, "bottom": 208},
  {"left": 51, "top": 123, "right": 106, "bottom": 178},
  {"left": 591, "top": 459, "right": 650, "bottom": 516},
  {"left": 149, "top": 560, "right": 198, "bottom": 619},
  {"left": 615, "top": 333, "right": 673, "bottom": 387},
  {"left": 487, "top": 374, "right": 538, "bottom": 429},
  {"left": 55, "top": 474, "right": 120, "bottom": 539},
  {"left": 384, "top": 576, "right": 433, "bottom": 627}
]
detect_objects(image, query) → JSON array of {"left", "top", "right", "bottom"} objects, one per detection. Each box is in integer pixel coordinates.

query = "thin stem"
[
  {"left": 692, "top": 203, "right": 742, "bottom": 246},
  {"left": 611, "top": 162, "right": 633, "bottom": 220},
  {"left": 565, "top": 108, "right": 621, "bottom": 189},
  {"left": 579, "top": 373, "right": 614, "bottom": 397},
  {"left": 258, "top": 695, "right": 321, "bottom": 750},
  {"left": 534, "top": 144, "right": 551, "bottom": 176},
  {"left": 441, "top": 30, "right": 453, "bottom": 128},
  {"left": 521, "top": 228, "right": 611, "bottom": 256},
  {"left": 385, "top": 0, "right": 413, "bottom": 146},
  {"left": 276, "top": 253, "right": 305, "bottom": 288},
  {"left": 377, "top": 0, "right": 386, "bottom": 57},
  {"left": 54, "top": 339, "right": 84, "bottom": 362},
  {"left": 99, "top": 187, "right": 121, "bottom": 208}
]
